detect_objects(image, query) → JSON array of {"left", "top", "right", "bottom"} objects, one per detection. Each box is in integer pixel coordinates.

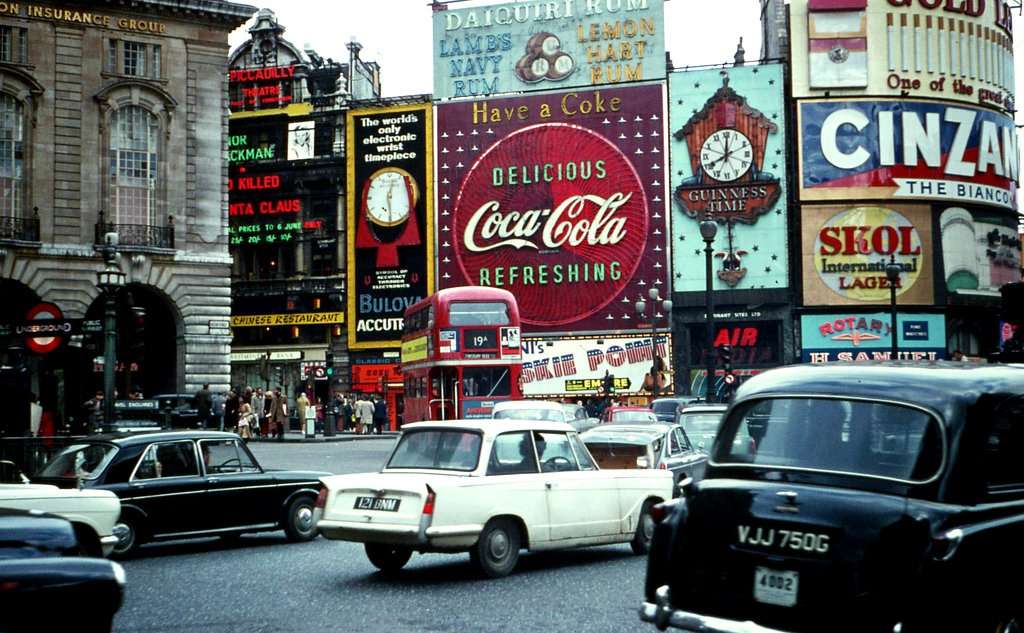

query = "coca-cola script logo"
[{"left": 454, "top": 123, "right": 648, "bottom": 326}]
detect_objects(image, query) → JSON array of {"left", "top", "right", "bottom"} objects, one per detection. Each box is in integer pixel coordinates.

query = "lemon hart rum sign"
[
  {"left": 436, "top": 83, "right": 668, "bottom": 333},
  {"left": 670, "top": 64, "right": 789, "bottom": 292}
]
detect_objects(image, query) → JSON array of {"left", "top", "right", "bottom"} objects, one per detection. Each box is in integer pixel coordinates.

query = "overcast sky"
[{"left": 228, "top": 0, "right": 766, "bottom": 97}]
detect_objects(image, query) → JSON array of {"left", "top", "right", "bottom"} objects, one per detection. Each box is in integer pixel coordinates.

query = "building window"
[
  {"left": 0, "top": 26, "right": 27, "bottom": 64},
  {"left": 0, "top": 94, "right": 24, "bottom": 219},
  {"left": 109, "top": 106, "right": 159, "bottom": 226},
  {"left": 105, "top": 40, "right": 162, "bottom": 79}
]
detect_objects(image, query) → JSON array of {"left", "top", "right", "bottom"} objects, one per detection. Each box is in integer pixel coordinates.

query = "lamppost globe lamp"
[
  {"left": 634, "top": 288, "right": 672, "bottom": 399},
  {"left": 700, "top": 215, "right": 718, "bottom": 402},
  {"left": 96, "top": 237, "right": 125, "bottom": 431},
  {"left": 885, "top": 255, "right": 901, "bottom": 361}
]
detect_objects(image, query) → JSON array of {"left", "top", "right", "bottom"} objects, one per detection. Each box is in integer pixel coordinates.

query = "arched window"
[
  {"left": 109, "top": 105, "right": 158, "bottom": 225},
  {"left": 0, "top": 93, "right": 24, "bottom": 219}
]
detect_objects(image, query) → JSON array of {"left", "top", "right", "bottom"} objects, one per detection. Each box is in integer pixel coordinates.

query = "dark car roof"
[
  {"left": 735, "top": 362, "right": 1024, "bottom": 420},
  {"left": 85, "top": 430, "right": 239, "bottom": 446}
]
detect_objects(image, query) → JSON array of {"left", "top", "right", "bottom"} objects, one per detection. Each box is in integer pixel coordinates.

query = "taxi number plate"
[
  {"left": 354, "top": 496, "right": 401, "bottom": 512},
  {"left": 754, "top": 567, "right": 798, "bottom": 607}
]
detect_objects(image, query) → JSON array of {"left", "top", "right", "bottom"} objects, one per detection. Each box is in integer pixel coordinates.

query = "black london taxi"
[
  {"left": 640, "top": 362, "right": 1024, "bottom": 633},
  {"left": 32, "top": 431, "right": 329, "bottom": 557}
]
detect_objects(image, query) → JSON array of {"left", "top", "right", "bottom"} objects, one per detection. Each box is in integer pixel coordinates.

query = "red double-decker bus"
[{"left": 400, "top": 287, "right": 522, "bottom": 422}]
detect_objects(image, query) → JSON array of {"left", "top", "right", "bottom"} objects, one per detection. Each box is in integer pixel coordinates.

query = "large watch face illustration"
[
  {"left": 699, "top": 129, "right": 753, "bottom": 183},
  {"left": 364, "top": 167, "right": 417, "bottom": 230}
]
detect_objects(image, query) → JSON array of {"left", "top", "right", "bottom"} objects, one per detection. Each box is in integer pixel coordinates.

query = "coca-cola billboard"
[{"left": 437, "top": 83, "right": 668, "bottom": 333}]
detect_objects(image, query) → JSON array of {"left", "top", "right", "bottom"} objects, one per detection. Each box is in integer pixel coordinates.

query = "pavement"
[{"left": 246, "top": 430, "right": 399, "bottom": 443}]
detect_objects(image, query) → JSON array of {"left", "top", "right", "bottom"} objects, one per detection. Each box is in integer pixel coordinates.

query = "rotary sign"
[{"left": 436, "top": 83, "right": 668, "bottom": 333}]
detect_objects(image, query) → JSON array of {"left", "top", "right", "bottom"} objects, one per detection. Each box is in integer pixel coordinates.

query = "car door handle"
[
  {"left": 208, "top": 477, "right": 220, "bottom": 484},
  {"left": 545, "top": 482, "right": 555, "bottom": 490}
]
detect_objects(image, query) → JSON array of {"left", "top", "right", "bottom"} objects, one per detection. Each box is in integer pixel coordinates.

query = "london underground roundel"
[
  {"left": 23, "top": 302, "right": 65, "bottom": 354},
  {"left": 453, "top": 123, "right": 648, "bottom": 327}
]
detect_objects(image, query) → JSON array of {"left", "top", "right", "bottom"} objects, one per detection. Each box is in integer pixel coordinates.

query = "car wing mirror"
[{"left": 677, "top": 475, "right": 694, "bottom": 497}]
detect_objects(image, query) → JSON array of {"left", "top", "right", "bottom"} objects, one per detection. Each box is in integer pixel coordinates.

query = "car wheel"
[
  {"left": 283, "top": 496, "right": 317, "bottom": 542},
  {"left": 111, "top": 515, "right": 142, "bottom": 558},
  {"left": 364, "top": 543, "right": 413, "bottom": 574},
  {"left": 471, "top": 518, "right": 521, "bottom": 578},
  {"left": 630, "top": 499, "right": 656, "bottom": 555}
]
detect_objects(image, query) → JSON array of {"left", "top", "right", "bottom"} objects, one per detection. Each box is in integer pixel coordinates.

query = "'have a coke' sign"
[{"left": 437, "top": 84, "right": 667, "bottom": 332}]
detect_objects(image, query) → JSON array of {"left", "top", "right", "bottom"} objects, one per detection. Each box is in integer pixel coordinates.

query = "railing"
[
  {"left": 0, "top": 215, "right": 40, "bottom": 241},
  {"left": 95, "top": 213, "right": 174, "bottom": 249}
]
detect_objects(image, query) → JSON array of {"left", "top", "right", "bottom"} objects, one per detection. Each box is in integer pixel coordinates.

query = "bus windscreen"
[{"left": 449, "top": 302, "right": 510, "bottom": 326}]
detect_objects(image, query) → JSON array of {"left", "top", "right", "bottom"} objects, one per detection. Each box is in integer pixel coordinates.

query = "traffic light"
[
  {"left": 325, "top": 351, "right": 334, "bottom": 376},
  {"left": 718, "top": 345, "right": 733, "bottom": 373},
  {"left": 129, "top": 306, "right": 146, "bottom": 352},
  {"left": 602, "top": 372, "right": 615, "bottom": 394}
]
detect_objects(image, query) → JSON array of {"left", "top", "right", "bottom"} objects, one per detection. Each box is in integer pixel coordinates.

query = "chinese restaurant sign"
[
  {"left": 347, "top": 103, "right": 434, "bottom": 349},
  {"left": 800, "top": 204, "right": 936, "bottom": 306},
  {"left": 669, "top": 64, "right": 789, "bottom": 292},
  {"left": 521, "top": 334, "right": 672, "bottom": 397},
  {"left": 800, "top": 312, "right": 946, "bottom": 362},
  {"left": 435, "top": 83, "right": 669, "bottom": 334},
  {"left": 798, "top": 99, "right": 1018, "bottom": 210},
  {"left": 432, "top": 0, "right": 665, "bottom": 100}
]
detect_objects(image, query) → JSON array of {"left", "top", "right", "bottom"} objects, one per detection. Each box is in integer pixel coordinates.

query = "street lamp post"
[
  {"left": 885, "top": 255, "right": 901, "bottom": 361},
  {"left": 699, "top": 215, "right": 718, "bottom": 402},
  {"left": 96, "top": 233, "right": 125, "bottom": 429},
  {"left": 634, "top": 288, "right": 673, "bottom": 400}
]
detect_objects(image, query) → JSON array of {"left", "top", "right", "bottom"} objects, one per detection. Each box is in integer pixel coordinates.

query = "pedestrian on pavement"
[
  {"left": 224, "top": 389, "right": 240, "bottom": 433},
  {"left": 341, "top": 395, "right": 353, "bottom": 433},
  {"left": 194, "top": 384, "right": 212, "bottom": 429},
  {"left": 372, "top": 395, "right": 388, "bottom": 435},
  {"left": 355, "top": 394, "right": 374, "bottom": 434},
  {"left": 251, "top": 388, "right": 266, "bottom": 438},
  {"left": 212, "top": 390, "right": 227, "bottom": 431},
  {"left": 296, "top": 391, "right": 310, "bottom": 430},
  {"left": 270, "top": 387, "right": 288, "bottom": 441},
  {"left": 237, "top": 403, "right": 254, "bottom": 441}
]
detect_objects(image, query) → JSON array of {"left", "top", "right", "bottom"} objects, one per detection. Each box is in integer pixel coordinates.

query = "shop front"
[{"left": 349, "top": 353, "right": 402, "bottom": 430}]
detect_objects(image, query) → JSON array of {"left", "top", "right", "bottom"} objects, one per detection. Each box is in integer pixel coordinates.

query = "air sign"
[{"left": 799, "top": 99, "right": 1018, "bottom": 210}]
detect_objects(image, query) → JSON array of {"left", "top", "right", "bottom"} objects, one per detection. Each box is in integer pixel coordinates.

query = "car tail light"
[
  {"left": 422, "top": 485, "right": 436, "bottom": 516},
  {"left": 315, "top": 487, "right": 328, "bottom": 509},
  {"left": 658, "top": 462, "right": 667, "bottom": 470}
]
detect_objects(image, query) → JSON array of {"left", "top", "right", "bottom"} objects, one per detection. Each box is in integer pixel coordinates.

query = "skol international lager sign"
[{"left": 435, "top": 83, "right": 669, "bottom": 333}]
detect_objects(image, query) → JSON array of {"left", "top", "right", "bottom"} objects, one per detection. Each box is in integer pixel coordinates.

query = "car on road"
[
  {"left": 492, "top": 399, "right": 567, "bottom": 422},
  {"left": 32, "top": 431, "right": 328, "bottom": 557},
  {"left": 651, "top": 397, "right": 703, "bottom": 424},
  {"left": 581, "top": 423, "right": 707, "bottom": 493},
  {"left": 674, "top": 403, "right": 728, "bottom": 452},
  {"left": 153, "top": 393, "right": 202, "bottom": 429},
  {"left": 562, "top": 403, "right": 600, "bottom": 433},
  {"left": 0, "top": 482, "right": 121, "bottom": 557},
  {"left": 601, "top": 406, "right": 659, "bottom": 424},
  {"left": 314, "top": 419, "right": 673, "bottom": 578},
  {"left": 641, "top": 362, "right": 1024, "bottom": 633},
  {"left": 0, "top": 508, "right": 125, "bottom": 633}
]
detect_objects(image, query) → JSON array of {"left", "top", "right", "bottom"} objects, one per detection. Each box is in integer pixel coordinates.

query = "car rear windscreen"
[
  {"left": 714, "top": 398, "right": 943, "bottom": 483},
  {"left": 387, "top": 430, "right": 482, "bottom": 472}
]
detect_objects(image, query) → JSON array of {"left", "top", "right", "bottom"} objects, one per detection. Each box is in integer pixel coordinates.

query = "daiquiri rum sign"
[
  {"left": 801, "top": 204, "right": 936, "bottom": 306},
  {"left": 436, "top": 83, "right": 668, "bottom": 332}
]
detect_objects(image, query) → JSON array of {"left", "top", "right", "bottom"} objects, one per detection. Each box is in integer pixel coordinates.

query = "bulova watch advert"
[
  {"left": 346, "top": 103, "right": 434, "bottom": 349},
  {"left": 435, "top": 83, "right": 669, "bottom": 334},
  {"left": 521, "top": 334, "right": 672, "bottom": 397}
]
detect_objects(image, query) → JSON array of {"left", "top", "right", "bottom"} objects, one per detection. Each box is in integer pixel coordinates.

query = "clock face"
[
  {"left": 699, "top": 129, "right": 754, "bottom": 183},
  {"left": 364, "top": 168, "right": 416, "bottom": 228}
]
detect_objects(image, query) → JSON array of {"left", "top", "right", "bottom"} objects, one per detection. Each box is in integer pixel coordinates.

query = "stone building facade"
[{"left": 0, "top": 0, "right": 255, "bottom": 433}]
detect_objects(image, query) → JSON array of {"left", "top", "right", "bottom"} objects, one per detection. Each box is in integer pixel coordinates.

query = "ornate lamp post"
[
  {"left": 885, "top": 255, "right": 902, "bottom": 361},
  {"left": 699, "top": 215, "right": 718, "bottom": 402},
  {"left": 634, "top": 287, "right": 673, "bottom": 399},
  {"left": 96, "top": 233, "right": 125, "bottom": 429}
]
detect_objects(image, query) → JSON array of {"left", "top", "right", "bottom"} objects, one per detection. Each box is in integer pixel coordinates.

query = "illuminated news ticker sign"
[
  {"left": 798, "top": 99, "right": 1019, "bottom": 210},
  {"left": 228, "top": 170, "right": 306, "bottom": 247},
  {"left": 436, "top": 83, "right": 668, "bottom": 333},
  {"left": 433, "top": 0, "right": 665, "bottom": 100},
  {"left": 228, "top": 65, "right": 296, "bottom": 109}
]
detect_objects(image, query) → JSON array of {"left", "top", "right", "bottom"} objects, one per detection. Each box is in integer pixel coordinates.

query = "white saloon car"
[
  {"left": 0, "top": 484, "right": 121, "bottom": 556},
  {"left": 314, "top": 419, "right": 673, "bottom": 577}
]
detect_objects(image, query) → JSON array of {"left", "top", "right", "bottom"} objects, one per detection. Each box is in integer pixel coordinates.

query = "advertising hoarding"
[
  {"left": 521, "top": 334, "right": 671, "bottom": 397},
  {"left": 669, "top": 64, "right": 789, "bottom": 292},
  {"left": 938, "top": 205, "right": 1021, "bottom": 297},
  {"left": 432, "top": 0, "right": 665, "bottom": 100},
  {"left": 346, "top": 103, "right": 434, "bottom": 349},
  {"left": 788, "top": 0, "right": 1015, "bottom": 111},
  {"left": 435, "top": 83, "right": 669, "bottom": 333},
  {"left": 800, "top": 312, "right": 946, "bottom": 362},
  {"left": 798, "top": 99, "right": 1018, "bottom": 210},
  {"left": 800, "top": 204, "right": 936, "bottom": 306}
]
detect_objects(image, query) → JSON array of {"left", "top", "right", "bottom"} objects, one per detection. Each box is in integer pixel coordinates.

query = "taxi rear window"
[{"left": 714, "top": 398, "right": 943, "bottom": 483}]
